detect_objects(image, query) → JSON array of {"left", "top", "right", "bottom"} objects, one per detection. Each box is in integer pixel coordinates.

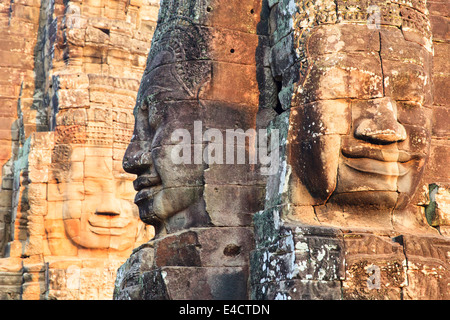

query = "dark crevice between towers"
[{"left": 32, "top": 0, "right": 58, "bottom": 132}]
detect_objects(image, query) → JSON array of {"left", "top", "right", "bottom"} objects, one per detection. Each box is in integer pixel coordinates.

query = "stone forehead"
[
  {"left": 293, "top": 0, "right": 431, "bottom": 37},
  {"left": 136, "top": 13, "right": 213, "bottom": 113},
  {"left": 144, "top": 18, "right": 211, "bottom": 90}
]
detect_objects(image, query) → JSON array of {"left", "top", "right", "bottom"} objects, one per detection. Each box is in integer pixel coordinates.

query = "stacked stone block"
[{"left": 0, "top": 0, "right": 159, "bottom": 300}]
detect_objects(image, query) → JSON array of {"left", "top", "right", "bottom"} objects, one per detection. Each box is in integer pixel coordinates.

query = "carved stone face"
[
  {"left": 47, "top": 111, "right": 150, "bottom": 254},
  {"left": 291, "top": 25, "right": 431, "bottom": 211},
  {"left": 60, "top": 145, "right": 140, "bottom": 251},
  {"left": 123, "top": 23, "right": 211, "bottom": 235}
]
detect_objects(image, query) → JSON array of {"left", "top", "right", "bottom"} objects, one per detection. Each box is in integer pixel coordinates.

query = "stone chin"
[
  {"left": 135, "top": 196, "right": 163, "bottom": 231},
  {"left": 134, "top": 186, "right": 206, "bottom": 234},
  {"left": 328, "top": 191, "right": 399, "bottom": 209}
]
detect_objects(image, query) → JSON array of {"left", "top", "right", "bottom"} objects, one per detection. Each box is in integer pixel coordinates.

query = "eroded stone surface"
[
  {"left": 0, "top": 0, "right": 159, "bottom": 300},
  {"left": 114, "top": 0, "right": 265, "bottom": 300},
  {"left": 0, "top": 0, "right": 447, "bottom": 301},
  {"left": 250, "top": 0, "right": 450, "bottom": 300}
]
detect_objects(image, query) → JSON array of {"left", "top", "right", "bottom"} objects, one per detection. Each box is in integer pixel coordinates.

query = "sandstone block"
[
  {"left": 201, "top": 62, "right": 259, "bottom": 107},
  {"left": 152, "top": 227, "right": 254, "bottom": 268},
  {"left": 342, "top": 233, "right": 407, "bottom": 300},
  {"left": 204, "top": 184, "right": 264, "bottom": 227},
  {"left": 83, "top": 156, "right": 113, "bottom": 179},
  {"left": 58, "top": 89, "right": 90, "bottom": 109},
  {"left": 252, "top": 279, "right": 342, "bottom": 300},
  {"left": 85, "top": 26, "right": 110, "bottom": 44},
  {"left": 433, "top": 74, "right": 450, "bottom": 106},
  {"left": 293, "top": 226, "right": 345, "bottom": 281},
  {"left": 308, "top": 24, "right": 379, "bottom": 55},
  {"left": 383, "top": 60, "right": 429, "bottom": 104},
  {"left": 402, "top": 235, "right": 450, "bottom": 300},
  {"left": 141, "top": 266, "right": 248, "bottom": 300},
  {"left": 58, "top": 74, "right": 89, "bottom": 90}
]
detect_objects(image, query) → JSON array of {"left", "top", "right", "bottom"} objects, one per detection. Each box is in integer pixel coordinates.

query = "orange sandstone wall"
[{"left": 0, "top": 0, "right": 159, "bottom": 300}]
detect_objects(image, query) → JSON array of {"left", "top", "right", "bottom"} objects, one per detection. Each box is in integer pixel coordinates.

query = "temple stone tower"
[
  {"left": 114, "top": 0, "right": 267, "bottom": 299},
  {"left": 249, "top": 0, "right": 450, "bottom": 300},
  {"left": 0, "top": 0, "right": 159, "bottom": 300}
]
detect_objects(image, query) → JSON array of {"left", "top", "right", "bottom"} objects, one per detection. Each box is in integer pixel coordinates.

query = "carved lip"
[
  {"left": 341, "top": 143, "right": 425, "bottom": 163},
  {"left": 89, "top": 226, "right": 126, "bottom": 235},
  {"left": 341, "top": 145, "right": 424, "bottom": 163},
  {"left": 341, "top": 141, "right": 426, "bottom": 177},
  {"left": 88, "top": 216, "right": 131, "bottom": 235},
  {"left": 134, "top": 186, "right": 161, "bottom": 204},
  {"left": 343, "top": 157, "right": 410, "bottom": 176},
  {"left": 133, "top": 174, "right": 162, "bottom": 192}
]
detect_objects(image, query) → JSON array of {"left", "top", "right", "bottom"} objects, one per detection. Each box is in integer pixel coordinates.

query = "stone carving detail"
[
  {"left": 266, "top": 0, "right": 436, "bottom": 231},
  {"left": 249, "top": 0, "right": 449, "bottom": 300},
  {"left": 0, "top": 0, "right": 447, "bottom": 301},
  {"left": 0, "top": 0, "right": 159, "bottom": 300},
  {"left": 114, "top": 0, "right": 265, "bottom": 299},
  {"left": 124, "top": 15, "right": 212, "bottom": 234}
]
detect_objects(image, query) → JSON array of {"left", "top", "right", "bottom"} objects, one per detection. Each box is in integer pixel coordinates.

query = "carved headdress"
[
  {"left": 53, "top": 107, "right": 133, "bottom": 147},
  {"left": 135, "top": 0, "right": 212, "bottom": 112},
  {"left": 294, "top": 0, "right": 432, "bottom": 51}
]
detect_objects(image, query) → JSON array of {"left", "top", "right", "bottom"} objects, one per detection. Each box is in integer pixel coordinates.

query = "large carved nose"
[
  {"left": 354, "top": 98, "right": 407, "bottom": 144},
  {"left": 122, "top": 140, "right": 153, "bottom": 175},
  {"left": 96, "top": 192, "right": 121, "bottom": 216}
]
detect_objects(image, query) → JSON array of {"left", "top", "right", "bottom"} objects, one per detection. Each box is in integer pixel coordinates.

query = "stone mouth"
[
  {"left": 133, "top": 174, "right": 162, "bottom": 192},
  {"left": 343, "top": 157, "right": 410, "bottom": 176},
  {"left": 134, "top": 186, "right": 161, "bottom": 204},
  {"left": 341, "top": 142, "right": 425, "bottom": 164},
  {"left": 88, "top": 216, "right": 131, "bottom": 235}
]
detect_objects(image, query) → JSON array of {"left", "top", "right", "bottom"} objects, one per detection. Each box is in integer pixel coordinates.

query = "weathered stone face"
[
  {"left": 249, "top": 0, "right": 449, "bottom": 301},
  {"left": 283, "top": 2, "right": 434, "bottom": 228},
  {"left": 123, "top": 18, "right": 212, "bottom": 235},
  {"left": 52, "top": 145, "right": 140, "bottom": 251},
  {"left": 46, "top": 75, "right": 152, "bottom": 255},
  {"left": 114, "top": 0, "right": 265, "bottom": 300},
  {"left": 122, "top": 0, "right": 264, "bottom": 236}
]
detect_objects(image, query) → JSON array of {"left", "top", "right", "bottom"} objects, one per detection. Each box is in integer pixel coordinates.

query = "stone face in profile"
[
  {"left": 122, "top": 1, "right": 263, "bottom": 237},
  {"left": 122, "top": 17, "right": 212, "bottom": 236},
  {"left": 114, "top": 0, "right": 265, "bottom": 300}
]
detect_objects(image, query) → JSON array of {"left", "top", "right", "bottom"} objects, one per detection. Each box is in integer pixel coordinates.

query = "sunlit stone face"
[
  {"left": 47, "top": 108, "right": 150, "bottom": 254},
  {"left": 290, "top": 24, "right": 432, "bottom": 211},
  {"left": 60, "top": 145, "right": 140, "bottom": 251}
]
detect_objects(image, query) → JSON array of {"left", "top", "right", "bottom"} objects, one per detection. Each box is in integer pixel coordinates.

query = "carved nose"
[
  {"left": 96, "top": 193, "right": 121, "bottom": 216},
  {"left": 354, "top": 98, "right": 407, "bottom": 144},
  {"left": 123, "top": 140, "right": 152, "bottom": 175}
]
